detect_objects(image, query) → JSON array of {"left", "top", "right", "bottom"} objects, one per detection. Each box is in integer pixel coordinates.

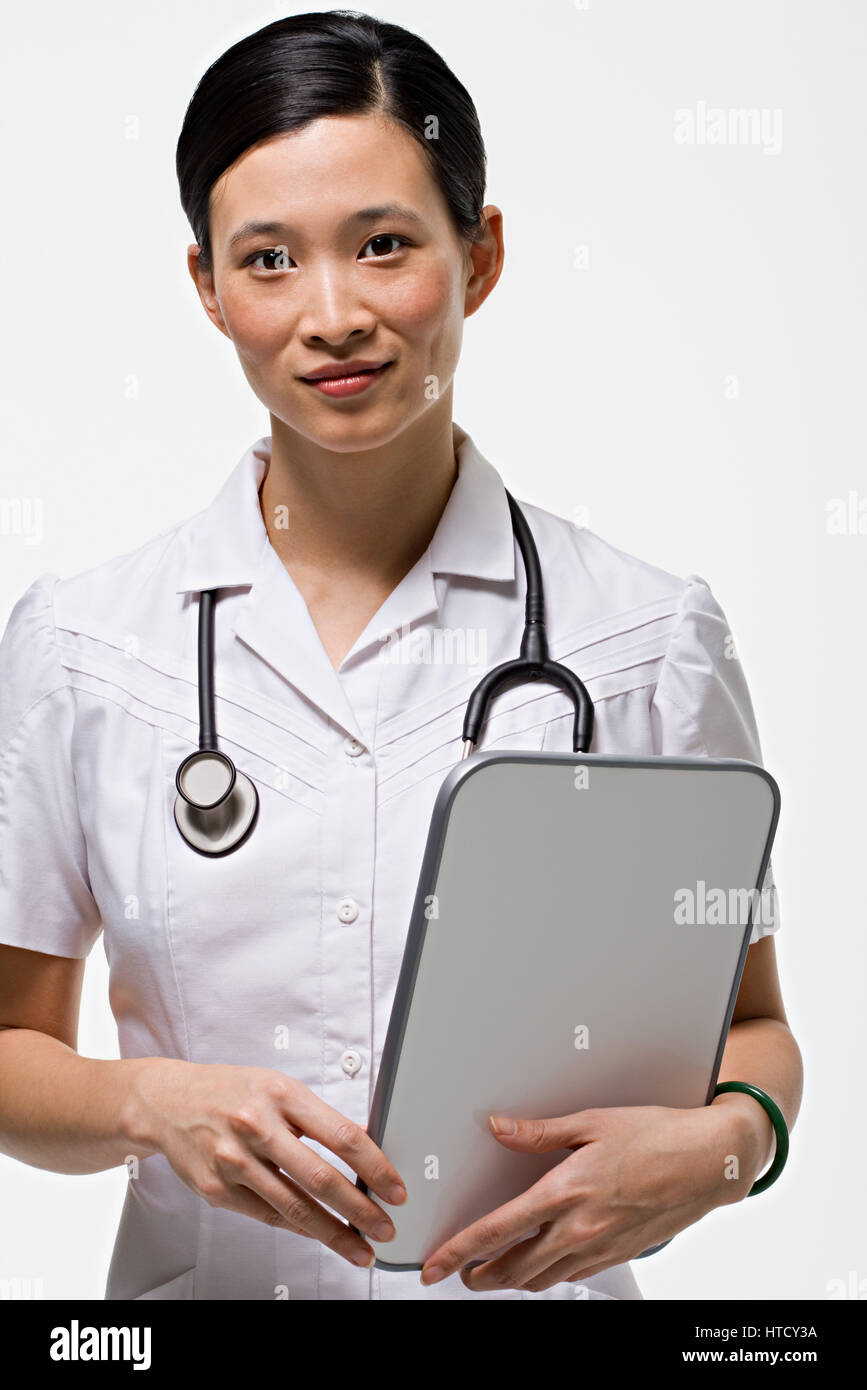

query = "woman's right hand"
[{"left": 124, "top": 1057, "right": 406, "bottom": 1269}]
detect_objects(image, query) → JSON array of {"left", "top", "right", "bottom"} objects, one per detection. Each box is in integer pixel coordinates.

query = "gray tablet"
[{"left": 356, "top": 751, "right": 780, "bottom": 1271}]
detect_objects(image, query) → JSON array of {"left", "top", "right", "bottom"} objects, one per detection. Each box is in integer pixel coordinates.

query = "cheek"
[
  {"left": 218, "top": 288, "right": 288, "bottom": 366},
  {"left": 383, "top": 262, "right": 463, "bottom": 347}
]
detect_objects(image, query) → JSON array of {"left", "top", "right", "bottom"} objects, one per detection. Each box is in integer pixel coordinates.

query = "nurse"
[{"left": 0, "top": 10, "right": 802, "bottom": 1300}]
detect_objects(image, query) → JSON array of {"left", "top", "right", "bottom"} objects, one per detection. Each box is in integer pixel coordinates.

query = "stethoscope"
[{"left": 174, "top": 491, "right": 595, "bottom": 856}]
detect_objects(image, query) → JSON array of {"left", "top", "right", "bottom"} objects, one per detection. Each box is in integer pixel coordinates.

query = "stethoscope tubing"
[
  {"left": 176, "top": 491, "right": 595, "bottom": 852},
  {"left": 461, "top": 492, "right": 594, "bottom": 756},
  {"left": 197, "top": 588, "right": 219, "bottom": 753}
]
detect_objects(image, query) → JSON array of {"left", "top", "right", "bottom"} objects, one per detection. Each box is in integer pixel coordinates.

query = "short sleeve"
[
  {"left": 0, "top": 573, "right": 103, "bottom": 958},
  {"left": 649, "top": 573, "right": 780, "bottom": 943}
]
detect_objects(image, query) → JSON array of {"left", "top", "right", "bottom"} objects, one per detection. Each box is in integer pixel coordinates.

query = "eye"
[
  {"left": 244, "top": 247, "right": 294, "bottom": 271},
  {"left": 359, "top": 234, "right": 408, "bottom": 259}
]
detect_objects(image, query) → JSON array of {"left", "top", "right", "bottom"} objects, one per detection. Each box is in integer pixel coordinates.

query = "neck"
[{"left": 259, "top": 396, "right": 459, "bottom": 593}]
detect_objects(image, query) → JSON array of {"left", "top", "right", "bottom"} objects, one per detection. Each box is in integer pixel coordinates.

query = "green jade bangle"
[
  {"left": 630, "top": 1078, "right": 791, "bottom": 1258},
  {"left": 713, "top": 1081, "right": 789, "bottom": 1195}
]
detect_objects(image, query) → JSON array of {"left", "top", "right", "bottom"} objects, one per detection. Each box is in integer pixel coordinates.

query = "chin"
[{"left": 287, "top": 404, "right": 419, "bottom": 455}]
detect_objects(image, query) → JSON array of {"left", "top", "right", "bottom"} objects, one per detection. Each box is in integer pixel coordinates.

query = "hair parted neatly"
[{"left": 176, "top": 9, "right": 488, "bottom": 271}]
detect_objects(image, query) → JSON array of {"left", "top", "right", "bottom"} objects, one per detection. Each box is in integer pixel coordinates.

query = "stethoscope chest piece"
[{"left": 174, "top": 748, "right": 259, "bottom": 856}]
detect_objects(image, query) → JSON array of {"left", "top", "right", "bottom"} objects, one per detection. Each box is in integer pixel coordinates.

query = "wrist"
[
  {"left": 120, "top": 1056, "right": 182, "bottom": 1156},
  {"left": 708, "top": 1091, "right": 774, "bottom": 1203}
]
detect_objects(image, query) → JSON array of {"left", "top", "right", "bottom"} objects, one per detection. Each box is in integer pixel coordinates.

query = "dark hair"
[{"left": 176, "top": 9, "right": 488, "bottom": 273}]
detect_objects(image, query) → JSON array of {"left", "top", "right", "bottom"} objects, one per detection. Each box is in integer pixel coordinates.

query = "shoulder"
[
  {"left": 0, "top": 510, "right": 201, "bottom": 739},
  {"left": 0, "top": 572, "right": 66, "bottom": 744},
  {"left": 515, "top": 502, "right": 768, "bottom": 767},
  {"left": 49, "top": 512, "right": 198, "bottom": 643},
  {"left": 515, "top": 497, "right": 721, "bottom": 650}
]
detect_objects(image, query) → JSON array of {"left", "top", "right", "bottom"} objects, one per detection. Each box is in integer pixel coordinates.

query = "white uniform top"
[{"left": 0, "top": 423, "right": 779, "bottom": 1301}]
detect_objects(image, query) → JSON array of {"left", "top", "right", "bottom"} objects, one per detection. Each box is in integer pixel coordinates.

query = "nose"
[{"left": 297, "top": 261, "right": 377, "bottom": 347}]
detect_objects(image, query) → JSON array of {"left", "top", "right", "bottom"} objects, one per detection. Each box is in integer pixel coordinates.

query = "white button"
[
  {"left": 337, "top": 897, "right": 359, "bottom": 924},
  {"left": 344, "top": 737, "right": 365, "bottom": 758},
  {"left": 340, "top": 1049, "right": 363, "bottom": 1076}
]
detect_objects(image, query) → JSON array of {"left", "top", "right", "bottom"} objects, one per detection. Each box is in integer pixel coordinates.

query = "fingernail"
[
  {"left": 387, "top": 1183, "right": 407, "bottom": 1203},
  {"left": 353, "top": 1247, "right": 376, "bottom": 1268},
  {"left": 370, "top": 1219, "right": 394, "bottom": 1241},
  {"left": 421, "top": 1264, "right": 446, "bottom": 1285},
  {"left": 489, "top": 1115, "right": 517, "bottom": 1134}
]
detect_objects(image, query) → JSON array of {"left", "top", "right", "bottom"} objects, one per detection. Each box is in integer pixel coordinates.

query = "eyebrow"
[{"left": 227, "top": 203, "right": 425, "bottom": 249}]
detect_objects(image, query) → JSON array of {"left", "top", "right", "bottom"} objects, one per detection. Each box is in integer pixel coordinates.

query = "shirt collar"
[{"left": 173, "top": 422, "right": 516, "bottom": 595}]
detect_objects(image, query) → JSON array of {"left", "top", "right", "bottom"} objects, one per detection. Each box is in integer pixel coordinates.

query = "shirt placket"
[{"left": 315, "top": 650, "right": 382, "bottom": 1296}]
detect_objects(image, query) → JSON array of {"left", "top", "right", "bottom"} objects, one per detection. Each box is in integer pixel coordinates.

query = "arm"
[
  {"left": 0, "top": 943, "right": 406, "bottom": 1267},
  {"left": 0, "top": 943, "right": 159, "bottom": 1174},
  {"left": 710, "top": 935, "right": 803, "bottom": 1186}
]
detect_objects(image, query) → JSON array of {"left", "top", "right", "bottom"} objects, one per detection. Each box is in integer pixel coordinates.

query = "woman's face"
[{"left": 189, "top": 114, "right": 503, "bottom": 453}]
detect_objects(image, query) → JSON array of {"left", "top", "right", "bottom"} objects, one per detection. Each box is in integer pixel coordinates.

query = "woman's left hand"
[{"left": 419, "top": 1099, "right": 766, "bottom": 1292}]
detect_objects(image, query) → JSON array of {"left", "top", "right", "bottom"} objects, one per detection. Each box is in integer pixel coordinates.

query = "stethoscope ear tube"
[{"left": 462, "top": 492, "right": 595, "bottom": 756}]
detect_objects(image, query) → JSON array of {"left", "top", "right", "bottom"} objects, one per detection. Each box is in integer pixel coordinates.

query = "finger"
[
  {"left": 487, "top": 1110, "right": 598, "bottom": 1152},
  {"left": 460, "top": 1222, "right": 583, "bottom": 1293},
  {"left": 229, "top": 1160, "right": 378, "bottom": 1267},
  {"left": 192, "top": 1160, "right": 375, "bottom": 1266},
  {"left": 531, "top": 1253, "right": 623, "bottom": 1293},
  {"left": 461, "top": 1228, "right": 561, "bottom": 1289},
  {"left": 253, "top": 1129, "right": 397, "bottom": 1242},
  {"left": 522, "top": 1231, "right": 633, "bottom": 1293},
  {"left": 420, "top": 1181, "right": 563, "bottom": 1285},
  {"left": 190, "top": 1173, "right": 283, "bottom": 1228},
  {"left": 277, "top": 1084, "right": 407, "bottom": 1205}
]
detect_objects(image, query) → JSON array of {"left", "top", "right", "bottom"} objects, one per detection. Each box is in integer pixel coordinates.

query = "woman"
[{"left": 0, "top": 10, "right": 802, "bottom": 1301}]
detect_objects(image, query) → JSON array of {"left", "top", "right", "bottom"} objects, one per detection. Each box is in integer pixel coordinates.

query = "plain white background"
[{"left": 0, "top": 0, "right": 864, "bottom": 1300}]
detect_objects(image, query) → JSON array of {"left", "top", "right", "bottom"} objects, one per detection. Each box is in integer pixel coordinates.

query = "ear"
[
  {"left": 464, "top": 204, "right": 505, "bottom": 320},
  {"left": 186, "top": 243, "right": 232, "bottom": 340}
]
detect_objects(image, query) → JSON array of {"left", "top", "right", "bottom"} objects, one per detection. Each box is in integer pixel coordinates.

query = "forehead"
[{"left": 209, "top": 114, "right": 448, "bottom": 243}]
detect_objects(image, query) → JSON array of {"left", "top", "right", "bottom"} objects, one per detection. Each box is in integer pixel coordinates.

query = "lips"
[
  {"left": 301, "top": 361, "right": 394, "bottom": 398},
  {"left": 301, "top": 359, "right": 392, "bottom": 381}
]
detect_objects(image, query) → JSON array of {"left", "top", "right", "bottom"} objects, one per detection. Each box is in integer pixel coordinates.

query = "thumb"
[{"left": 488, "top": 1112, "right": 591, "bottom": 1150}]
